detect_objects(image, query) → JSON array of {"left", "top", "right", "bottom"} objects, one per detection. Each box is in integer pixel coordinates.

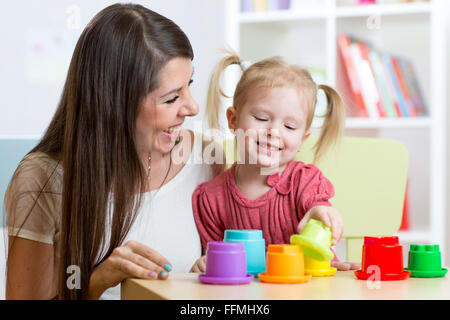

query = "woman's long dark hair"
[{"left": 8, "top": 3, "right": 193, "bottom": 299}]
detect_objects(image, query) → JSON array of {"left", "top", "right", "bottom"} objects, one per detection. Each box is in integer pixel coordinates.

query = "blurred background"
[{"left": 0, "top": 0, "right": 449, "bottom": 298}]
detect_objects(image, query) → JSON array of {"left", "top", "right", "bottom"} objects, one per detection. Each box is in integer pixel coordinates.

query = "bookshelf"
[{"left": 224, "top": 0, "right": 446, "bottom": 262}]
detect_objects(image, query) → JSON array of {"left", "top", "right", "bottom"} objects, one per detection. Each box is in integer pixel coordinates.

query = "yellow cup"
[{"left": 304, "top": 255, "right": 337, "bottom": 277}]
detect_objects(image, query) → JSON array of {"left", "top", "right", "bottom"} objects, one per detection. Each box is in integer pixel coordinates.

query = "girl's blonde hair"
[{"left": 206, "top": 49, "right": 346, "bottom": 163}]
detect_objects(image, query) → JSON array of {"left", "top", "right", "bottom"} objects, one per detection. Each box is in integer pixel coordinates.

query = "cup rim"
[
  {"left": 354, "top": 269, "right": 411, "bottom": 281},
  {"left": 290, "top": 234, "right": 334, "bottom": 261},
  {"left": 258, "top": 272, "right": 312, "bottom": 283},
  {"left": 199, "top": 274, "right": 254, "bottom": 285},
  {"left": 305, "top": 267, "right": 337, "bottom": 277},
  {"left": 404, "top": 267, "right": 448, "bottom": 277}
]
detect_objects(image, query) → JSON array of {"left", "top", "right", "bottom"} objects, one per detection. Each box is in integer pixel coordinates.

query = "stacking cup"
[
  {"left": 258, "top": 244, "right": 311, "bottom": 284},
  {"left": 224, "top": 229, "right": 266, "bottom": 276},
  {"left": 405, "top": 244, "right": 448, "bottom": 278},
  {"left": 354, "top": 236, "right": 410, "bottom": 281},
  {"left": 304, "top": 256, "right": 337, "bottom": 277},
  {"left": 290, "top": 219, "right": 334, "bottom": 261},
  {"left": 199, "top": 241, "right": 254, "bottom": 285}
]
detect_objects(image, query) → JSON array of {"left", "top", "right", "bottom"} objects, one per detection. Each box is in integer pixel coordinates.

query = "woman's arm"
[{"left": 6, "top": 237, "right": 54, "bottom": 300}]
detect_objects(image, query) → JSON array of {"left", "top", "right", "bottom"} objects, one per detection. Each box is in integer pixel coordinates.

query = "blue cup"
[{"left": 224, "top": 229, "right": 266, "bottom": 276}]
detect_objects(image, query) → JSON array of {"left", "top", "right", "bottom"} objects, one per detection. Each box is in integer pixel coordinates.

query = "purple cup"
[{"left": 199, "top": 241, "right": 254, "bottom": 285}]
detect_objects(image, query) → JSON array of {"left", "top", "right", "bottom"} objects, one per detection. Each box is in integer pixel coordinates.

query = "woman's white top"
[{"left": 5, "top": 131, "right": 217, "bottom": 299}]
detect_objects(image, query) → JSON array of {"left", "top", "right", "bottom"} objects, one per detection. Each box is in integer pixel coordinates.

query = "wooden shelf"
[
  {"left": 239, "top": 9, "right": 327, "bottom": 23},
  {"left": 345, "top": 117, "right": 432, "bottom": 129},
  {"left": 336, "top": 2, "right": 432, "bottom": 18},
  {"left": 239, "top": 2, "right": 432, "bottom": 24},
  {"left": 396, "top": 228, "right": 432, "bottom": 243},
  {"left": 312, "top": 117, "right": 432, "bottom": 129}
]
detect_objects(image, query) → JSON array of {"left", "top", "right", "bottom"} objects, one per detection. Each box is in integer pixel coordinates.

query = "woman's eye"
[
  {"left": 165, "top": 96, "right": 179, "bottom": 104},
  {"left": 188, "top": 79, "right": 194, "bottom": 86}
]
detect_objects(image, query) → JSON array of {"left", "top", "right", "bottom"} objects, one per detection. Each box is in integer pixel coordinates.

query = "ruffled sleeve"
[
  {"left": 295, "top": 164, "right": 335, "bottom": 217},
  {"left": 5, "top": 153, "right": 61, "bottom": 245},
  {"left": 192, "top": 183, "right": 224, "bottom": 249}
]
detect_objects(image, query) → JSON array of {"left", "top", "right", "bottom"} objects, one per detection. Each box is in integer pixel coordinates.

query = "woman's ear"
[{"left": 226, "top": 106, "right": 237, "bottom": 132}]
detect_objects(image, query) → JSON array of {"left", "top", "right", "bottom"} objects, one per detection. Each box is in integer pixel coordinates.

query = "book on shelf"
[
  {"left": 392, "top": 56, "right": 417, "bottom": 117},
  {"left": 368, "top": 50, "right": 398, "bottom": 118},
  {"left": 349, "top": 42, "right": 380, "bottom": 118},
  {"left": 382, "top": 53, "right": 410, "bottom": 117},
  {"left": 337, "top": 34, "right": 369, "bottom": 118},
  {"left": 356, "top": 41, "right": 387, "bottom": 118},
  {"left": 379, "top": 52, "right": 403, "bottom": 117},
  {"left": 397, "top": 57, "right": 428, "bottom": 116},
  {"left": 338, "top": 34, "right": 427, "bottom": 118},
  {"left": 241, "top": 0, "right": 291, "bottom": 12}
]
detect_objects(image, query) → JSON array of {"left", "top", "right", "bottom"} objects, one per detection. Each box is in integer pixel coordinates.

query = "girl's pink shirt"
[{"left": 192, "top": 160, "right": 335, "bottom": 251}]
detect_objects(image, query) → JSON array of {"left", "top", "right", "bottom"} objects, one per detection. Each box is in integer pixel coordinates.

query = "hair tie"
[{"left": 239, "top": 60, "right": 252, "bottom": 72}]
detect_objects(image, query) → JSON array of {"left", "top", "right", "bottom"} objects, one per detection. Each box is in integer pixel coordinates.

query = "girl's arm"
[{"left": 6, "top": 237, "right": 54, "bottom": 299}]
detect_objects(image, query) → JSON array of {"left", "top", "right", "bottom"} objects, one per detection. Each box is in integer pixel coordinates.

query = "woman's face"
[{"left": 136, "top": 57, "right": 198, "bottom": 156}]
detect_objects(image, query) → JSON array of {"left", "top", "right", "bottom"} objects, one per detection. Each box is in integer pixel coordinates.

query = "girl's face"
[
  {"left": 136, "top": 57, "right": 198, "bottom": 156},
  {"left": 227, "top": 85, "right": 311, "bottom": 171}
]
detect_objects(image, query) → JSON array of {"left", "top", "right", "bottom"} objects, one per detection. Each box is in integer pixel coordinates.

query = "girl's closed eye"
[
  {"left": 285, "top": 124, "right": 297, "bottom": 130},
  {"left": 254, "top": 116, "right": 268, "bottom": 121}
]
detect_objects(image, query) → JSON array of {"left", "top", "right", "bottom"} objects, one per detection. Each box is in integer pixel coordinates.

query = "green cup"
[
  {"left": 290, "top": 219, "right": 334, "bottom": 261},
  {"left": 405, "top": 244, "right": 448, "bottom": 278}
]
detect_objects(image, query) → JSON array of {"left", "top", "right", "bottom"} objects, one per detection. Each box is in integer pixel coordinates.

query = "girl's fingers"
[
  {"left": 190, "top": 263, "right": 201, "bottom": 274},
  {"left": 316, "top": 208, "right": 332, "bottom": 229},
  {"left": 330, "top": 261, "right": 351, "bottom": 271},
  {"left": 349, "top": 262, "right": 361, "bottom": 270},
  {"left": 330, "top": 261, "right": 361, "bottom": 271},
  {"left": 330, "top": 217, "right": 343, "bottom": 245},
  {"left": 297, "top": 218, "right": 308, "bottom": 234},
  {"left": 199, "top": 257, "right": 207, "bottom": 273}
]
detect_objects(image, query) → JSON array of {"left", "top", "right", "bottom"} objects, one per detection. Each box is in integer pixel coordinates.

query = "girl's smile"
[{"left": 228, "top": 86, "right": 310, "bottom": 172}]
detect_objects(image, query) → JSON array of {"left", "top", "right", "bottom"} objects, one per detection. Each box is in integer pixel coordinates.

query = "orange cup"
[{"left": 258, "top": 244, "right": 312, "bottom": 284}]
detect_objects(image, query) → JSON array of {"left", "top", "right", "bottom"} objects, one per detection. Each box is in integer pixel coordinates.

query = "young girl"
[{"left": 192, "top": 52, "right": 360, "bottom": 271}]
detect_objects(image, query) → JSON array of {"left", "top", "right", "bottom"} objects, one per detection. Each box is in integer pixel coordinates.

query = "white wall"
[{"left": 0, "top": 0, "right": 226, "bottom": 137}]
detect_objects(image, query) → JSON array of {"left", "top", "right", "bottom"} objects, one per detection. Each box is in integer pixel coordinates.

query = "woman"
[{"left": 4, "top": 3, "right": 223, "bottom": 300}]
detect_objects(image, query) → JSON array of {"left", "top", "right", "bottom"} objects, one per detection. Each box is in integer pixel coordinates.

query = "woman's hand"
[
  {"left": 189, "top": 255, "right": 207, "bottom": 274},
  {"left": 331, "top": 261, "right": 361, "bottom": 271},
  {"left": 297, "top": 205, "right": 344, "bottom": 246},
  {"left": 88, "top": 240, "right": 172, "bottom": 299}
]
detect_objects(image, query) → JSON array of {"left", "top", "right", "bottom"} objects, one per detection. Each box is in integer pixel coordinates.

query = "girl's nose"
[{"left": 267, "top": 127, "right": 280, "bottom": 138}]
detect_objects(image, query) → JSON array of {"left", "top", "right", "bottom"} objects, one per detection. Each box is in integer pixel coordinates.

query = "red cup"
[{"left": 355, "top": 236, "right": 410, "bottom": 281}]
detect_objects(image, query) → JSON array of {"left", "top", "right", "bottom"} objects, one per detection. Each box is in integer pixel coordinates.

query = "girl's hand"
[
  {"left": 297, "top": 205, "right": 344, "bottom": 246},
  {"left": 88, "top": 240, "right": 172, "bottom": 299},
  {"left": 189, "top": 255, "right": 207, "bottom": 274},
  {"left": 331, "top": 261, "right": 361, "bottom": 271}
]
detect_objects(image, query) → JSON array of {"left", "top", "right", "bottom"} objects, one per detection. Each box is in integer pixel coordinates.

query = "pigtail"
[
  {"left": 206, "top": 50, "right": 243, "bottom": 130},
  {"left": 313, "top": 84, "right": 346, "bottom": 163}
]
